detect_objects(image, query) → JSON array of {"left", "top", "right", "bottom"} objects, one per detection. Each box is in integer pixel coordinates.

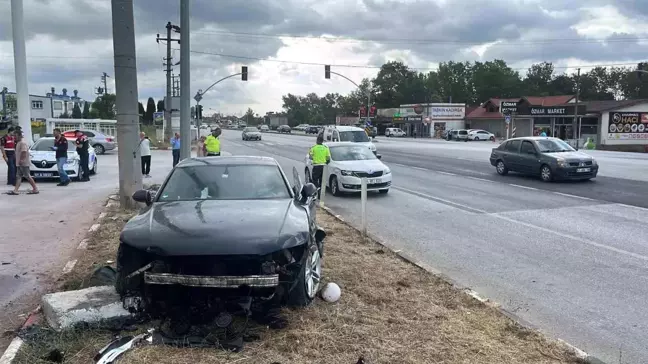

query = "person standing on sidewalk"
[
  {"left": 74, "top": 130, "right": 91, "bottom": 182},
  {"left": 204, "top": 128, "right": 221, "bottom": 156},
  {"left": 170, "top": 132, "right": 181, "bottom": 167},
  {"left": 52, "top": 128, "right": 70, "bottom": 186},
  {"left": 308, "top": 134, "right": 330, "bottom": 199},
  {"left": 6, "top": 131, "right": 38, "bottom": 195},
  {"left": 139, "top": 132, "right": 152, "bottom": 178},
  {"left": 0, "top": 127, "right": 17, "bottom": 186}
]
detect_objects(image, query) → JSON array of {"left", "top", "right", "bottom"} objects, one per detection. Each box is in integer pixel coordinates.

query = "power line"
[{"left": 192, "top": 29, "right": 648, "bottom": 46}]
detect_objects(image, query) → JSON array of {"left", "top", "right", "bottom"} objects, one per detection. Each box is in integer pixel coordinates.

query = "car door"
[
  {"left": 503, "top": 140, "right": 522, "bottom": 171},
  {"left": 518, "top": 140, "right": 541, "bottom": 175}
]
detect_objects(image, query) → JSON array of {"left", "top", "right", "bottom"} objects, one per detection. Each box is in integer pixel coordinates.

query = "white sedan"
[
  {"left": 305, "top": 142, "right": 392, "bottom": 196},
  {"left": 468, "top": 129, "right": 495, "bottom": 141},
  {"left": 29, "top": 137, "right": 97, "bottom": 180}
]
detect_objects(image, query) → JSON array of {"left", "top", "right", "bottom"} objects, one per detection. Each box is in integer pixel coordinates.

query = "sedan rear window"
[
  {"left": 458, "top": 130, "right": 468, "bottom": 135},
  {"left": 243, "top": 127, "right": 257, "bottom": 132},
  {"left": 158, "top": 164, "right": 291, "bottom": 201},
  {"left": 31, "top": 138, "right": 76, "bottom": 151}
]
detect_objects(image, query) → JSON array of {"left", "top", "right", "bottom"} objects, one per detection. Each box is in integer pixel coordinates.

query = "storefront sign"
[
  {"left": 526, "top": 105, "right": 586, "bottom": 116},
  {"left": 607, "top": 112, "right": 647, "bottom": 134},
  {"left": 393, "top": 115, "right": 423, "bottom": 122},
  {"left": 500, "top": 101, "right": 518, "bottom": 114},
  {"left": 430, "top": 107, "right": 464, "bottom": 118}
]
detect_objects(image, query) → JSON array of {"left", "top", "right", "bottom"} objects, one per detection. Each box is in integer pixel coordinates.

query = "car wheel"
[
  {"left": 90, "top": 158, "right": 97, "bottom": 175},
  {"left": 287, "top": 240, "right": 321, "bottom": 307},
  {"left": 304, "top": 168, "right": 311, "bottom": 183},
  {"left": 379, "top": 189, "right": 389, "bottom": 194},
  {"left": 540, "top": 164, "right": 553, "bottom": 182},
  {"left": 474, "top": 137, "right": 480, "bottom": 141},
  {"left": 490, "top": 136, "right": 495, "bottom": 141},
  {"left": 496, "top": 160, "right": 508, "bottom": 175},
  {"left": 93, "top": 144, "right": 105, "bottom": 155},
  {"left": 330, "top": 175, "right": 341, "bottom": 196}
]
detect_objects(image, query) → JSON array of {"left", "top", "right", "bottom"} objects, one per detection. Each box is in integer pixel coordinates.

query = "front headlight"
[
  {"left": 591, "top": 158, "right": 597, "bottom": 166},
  {"left": 340, "top": 170, "right": 352, "bottom": 176},
  {"left": 369, "top": 144, "right": 376, "bottom": 151},
  {"left": 556, "top": 158, "right": 568, "bottom": 167},
  {"left": 66, "top": 158, "right": 79, "bottom": 166},
  {"left": 384, "top": 168, "right": 391, "bottom": 175}
]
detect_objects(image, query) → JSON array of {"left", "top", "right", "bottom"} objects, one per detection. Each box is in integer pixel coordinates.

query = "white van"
[
  {"left": 321, "top": 125, "right": 378, "bottom": 155},
  {"left": 385, "top": 127, "right": 405, "bottom": 137}
]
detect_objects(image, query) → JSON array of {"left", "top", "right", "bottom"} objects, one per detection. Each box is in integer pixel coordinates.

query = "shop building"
[
  {"left": 386, "top": 103, "right": 466, "bottom": 137},
  {"left": 580, "top": 99, "right": 648, "bottom": 152}
]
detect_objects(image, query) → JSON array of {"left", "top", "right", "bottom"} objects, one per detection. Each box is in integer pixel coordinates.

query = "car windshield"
[
  {"left": 338, "top": 131, "right": 369, "bottom": 142},
  {"left": 536, "top": 139, "right": 575, "bottom": 153},
  {"left": 157, "top": 164, "right": 291, "bottom": 201},
  {"left": 31, "top": 138, "right": 76, "bottom": 151},
  {"left": 458, "top": 130, "right": 468, "bottom": 135},
  {"left": 330, "top": 145, "right": 377, "bottom": 161},
  {"left": 244, "top": 127, "right": 257, "bottom": 132}
]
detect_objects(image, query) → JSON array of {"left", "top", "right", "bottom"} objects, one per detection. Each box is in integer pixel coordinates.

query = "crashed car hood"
[{"left": 120, "top": 199, "right": 310, "bottom": 256}]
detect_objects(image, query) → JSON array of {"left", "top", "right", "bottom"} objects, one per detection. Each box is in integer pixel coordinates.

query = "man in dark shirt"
[
  {"left": 52, "top": 128, "right": 70, "bottom": 186},
  {"left": 74, "top": 130, "right": 90, "bottom": 182}
]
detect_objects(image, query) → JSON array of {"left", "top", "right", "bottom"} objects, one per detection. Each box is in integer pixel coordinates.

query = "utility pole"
[
  {"left": 179, "top": 0, "right": 191, "bottom": 160},
  {"left": 573, "top": 68, "right": 581, "bottom": 149},
  {"left": 157, "top": 22, "right": 180, "bottom": 141},
  {"left": 11, "top": 0, "right": 32, "bottom": 142},
  {"left": 171, "top": 74, "right": 177, "bottom": 96},
  {"left": 101, "top": 72, "right": 110, "bottom": 94},
  {"left": 111, "top": 0, "right": 142, "bottom": 209}
]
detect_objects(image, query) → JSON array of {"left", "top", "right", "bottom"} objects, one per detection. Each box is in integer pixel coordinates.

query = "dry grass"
[{"left": 15, "top": 208, "right": 586, "bottom": 364}]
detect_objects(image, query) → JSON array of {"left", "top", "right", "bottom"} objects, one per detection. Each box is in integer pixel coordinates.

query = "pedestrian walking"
[
  {"left": 74, "top": 130, "right": 91, "bottom": 182},
  {"left": 0, "top": 127, "right": 17, "bottom": 185},
  {"left": 197, "top": 136, "right": 206, "bottom": 157},
  {"left": 52, "top": 128, "right": 70, "bottom": 186},
  {"left": 170, "top": 132, "right": 181, "bottom": 167},
  {"left": 308, "top": 134, "right": 331, "bottom": 198},
  {"left": 139, "top": 132, "right": 151, "bottom": 178},
  {"left": 204, "top": 128, "right": 221, "bottom": 156},
  {"left": 6, "top": 131, "right": 38, "bottom": 195}
]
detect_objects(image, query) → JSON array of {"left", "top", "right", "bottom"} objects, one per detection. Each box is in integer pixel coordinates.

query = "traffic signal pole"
[
  {"left": 324, "top": 65, "right": 372, "bottom": 121},
  {"left": 179, "top": 0, "right": 191, "bottom": 160},
  {"left": 10, "top": 0, "right": 32, "bottom": 142}
]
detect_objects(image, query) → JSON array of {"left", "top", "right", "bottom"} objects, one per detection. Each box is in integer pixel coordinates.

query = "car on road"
[
  {"left": 453, "top": 129, "right": 469, "bottom": 141},
  {"left": 385, "top": 127, "right": 406, "bottom": 137},
  {"left": 29, "top": 136, "right": 97, "bottom": 180},
  {"left": 62, "top": 129, "right": 116, "bottom": 155},
  {"left": 490, "top": 137, "right": 598, "bottom": 182},
  {"left": 242, "top": 127, "right": 262, "bottom": 141},
  {"left": 116, "top": 156, "right": 325, "bottom": 313},
  {"left": 277, "top": 125, "right": 291, "bottom": 133},
  {"left": 305, "top": 142, "right": 391, "bottom": 195},
  {"left": 468, "top": 129, "right": 496, "bottom": 141},
  {"left": 259, "top": 125, "right": 269, "bottom": 132},
  {"left": 294, "top": 124, "right": 309, "bottom": 131},
  {"left": 305, "top": 126, "right": 321, "bottom": 134},
  {"left": 321, "top": 125, "right": 378, "bottom": 156}
]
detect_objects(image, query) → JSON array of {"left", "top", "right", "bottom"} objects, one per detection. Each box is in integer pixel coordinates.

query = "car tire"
[
  {"left": 379, "top": 189, "right": 389, "bottom": 194},
  {"left": 490, "top": 136, "right": 495, "bottom": 141},
  {"left": 540, "top": 164, "right": 553, "bottom": 182},
  {"left": 90, "top": 158, "right": 97, "bottom": 175},
  {"left": 114, "top": 244, "right": 145, "bottom": 296},
  {"left": 474, "top": 137, "right": 480, "bottom": 141},
  {"left": 287, "top": 240, "right": 321, "bottom": 307},
  {"left": 93, "top": 144, "right": 105, "bottom": 155},
  {"left": 496, "top": 160, "right": 508, "bottom": 175},
  {"left": 330, "top": 175, "right": 341, "bottom": 196}
]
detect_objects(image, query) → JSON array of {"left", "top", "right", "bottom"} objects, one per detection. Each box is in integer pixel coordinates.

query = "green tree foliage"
[
  {"left": 82, "top": 102, "right": 90, "bottom": 119},
  {"left": 157, "top": 100, "right": 165, "bottom": 112},
  {"left": 280, "top": 60, "right": 648, "bottom": 123},
  {"left": 144, "top": 97, "right": 156, "bottom": 124},
  {"left": 71, "top": 103, "right": 82, "bottom": 119},
  {"left": 90, "top": 94, "right": 116, "bottom": 119}
]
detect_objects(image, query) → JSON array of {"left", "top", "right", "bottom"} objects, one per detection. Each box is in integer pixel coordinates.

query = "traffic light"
[
  {"left": 197, "top": 105, "right": 203, "bottom": 120},
  {"left": 369, "top": 105, "right": 377, "bottom": 117},
  {"left": 241, "top": 66, "right": 248, "bottom": 81},
  {"left": 325, "top": 65, "right": 330, "bottom": 79}
]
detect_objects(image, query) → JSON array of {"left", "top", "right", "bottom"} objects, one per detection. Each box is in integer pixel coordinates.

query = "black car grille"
[
  {"left": 353, "top": 171, "right": 383, "bottom": 178},
  {"left": 151, "top": 255, "right": 269, "bottom": 276},
  {"left": 568, "top": 161, "right": 593, "bottom": 167},
  {"left": 31, "top": 160, "right": 56, "bottom": 169}
]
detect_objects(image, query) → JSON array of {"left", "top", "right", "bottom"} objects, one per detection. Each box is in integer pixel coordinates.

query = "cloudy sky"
[{"left": 1, "top": 0, "right": 647, "bottom": 116}]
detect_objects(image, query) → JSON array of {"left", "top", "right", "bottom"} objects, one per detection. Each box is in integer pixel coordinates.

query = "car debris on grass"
[{"left": 11, "top": 202, "right": 587, "bottom": 364}]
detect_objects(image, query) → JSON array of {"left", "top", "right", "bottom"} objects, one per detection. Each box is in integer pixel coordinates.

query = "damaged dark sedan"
[{"left": 116, "top": 156, "right": 325, "bottom": 320}]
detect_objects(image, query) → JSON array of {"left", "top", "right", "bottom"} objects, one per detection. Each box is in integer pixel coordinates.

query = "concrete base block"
[{"left": 41, "top": 285, "right": 131, "bottom": 331}]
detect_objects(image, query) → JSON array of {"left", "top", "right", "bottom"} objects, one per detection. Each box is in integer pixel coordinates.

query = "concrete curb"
[{"left": 319, "top": 205, "right": 607, "bottom": 364}]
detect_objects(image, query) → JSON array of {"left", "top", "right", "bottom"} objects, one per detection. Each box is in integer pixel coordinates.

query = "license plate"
[
  {"left": 576, "top": 168, "right": 591, "bottom": 173},
  {"left": 34, "top": 172, "right": 53, "bottom": 177},
  {"left": 368, "top": 178, "right": 381, "bottom": 184}
]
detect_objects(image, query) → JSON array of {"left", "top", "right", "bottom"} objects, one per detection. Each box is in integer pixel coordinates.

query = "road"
[{"left": 220, "top": 129, "right": 648, "bottom": 364}]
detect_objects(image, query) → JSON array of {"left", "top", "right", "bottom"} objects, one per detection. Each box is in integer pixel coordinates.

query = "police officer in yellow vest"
[
  {"left": 309, "top": 134, "right": 331, "bottom": 198},
  {"left": 204, "top": 127, "right": 221, "bottom": 156}
]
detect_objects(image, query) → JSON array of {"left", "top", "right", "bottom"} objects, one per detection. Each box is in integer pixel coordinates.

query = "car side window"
[
  {"left": 84, "top": 132, "right": 95, "bottom": 137},
  {"left": 333, "top": 131, "right": 339, "bottom": 141},
  {"left": 520, "top": 141, "right": 535, "bottom": 154},
  {"left": 326, "top": 130, "right": 332, "bottom": 141},
  {"left": 506, "top": 140, "right": 521, "bottom": 152}
]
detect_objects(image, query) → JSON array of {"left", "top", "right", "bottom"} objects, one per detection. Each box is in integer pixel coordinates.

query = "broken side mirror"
[
  {"left": 376, "top": 154, "right": 382, "bottom": 159},
  {"left": 299, "top": 183, "right": 318, "bottom": 204},
  {"left": 132, "top": 189, "right": 152, "bottom": 205}
]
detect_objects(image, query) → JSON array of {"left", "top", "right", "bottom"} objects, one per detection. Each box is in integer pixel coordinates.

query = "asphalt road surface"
[{"left": 219, "top": 129, "right": 648, "bottom": 364}]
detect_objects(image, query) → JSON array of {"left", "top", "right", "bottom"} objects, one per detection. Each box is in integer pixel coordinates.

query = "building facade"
[
  {"left": 5, "top": 92, "right": 53, "bottom": 121},
  {"left": 391, "top": 103, "right": 466, "bottom": 137},
  {"left": 46, "top": 87, "right": 87, "bottom": 118}
]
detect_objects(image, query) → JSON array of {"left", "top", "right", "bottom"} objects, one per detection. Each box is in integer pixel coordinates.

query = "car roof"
[
  {"left": 325, "top": 141, "right": 366, "bottom": 147},
  {"left": 326, "top": 125, "right": 364, "bottom": 131},
  {"left": 505, "top": 136, "right": 561, "bottom": 142},
  {"left": 177, "top": 155, "right": 280, "bottom": 168}
]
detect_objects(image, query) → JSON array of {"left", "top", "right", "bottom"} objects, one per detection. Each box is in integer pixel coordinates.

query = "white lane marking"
[
  {"left": 0, "top": 337, "right": 24, "bottom": 363},
  {"left": 508, "top": 184, "right": 538, "bottom": 191},
  {"left": 394, "top": 186, "right": 486, "bottom": 214},
  {"left": 437, "top": 171, "right": 456, "bottom": 176},
  {"left": 466, "top": 176, "right": 493, "bottom": 183},
  {"left": 388, "top": 163, "right": 409, "bottom": 168},
  {"left": 412, "top": 166, "right": 427, "bottom": 171},
  {"left": 491, "top": 213, "right": 648, "bottom": 263},
  {"left": 62, "top": 260, "right": 78, "bottom": 274},
  {"left": 89, "top": 223, "right": 101, "bottom": 232},
  {"left": 617, "top": 203, "right": 648, "bottom": 212},
  {"left": 77, "top": 239, "right": 88, "bottom": 250},
  {"left": 552, "top": 192, "right": 595, "bottom": 201}
]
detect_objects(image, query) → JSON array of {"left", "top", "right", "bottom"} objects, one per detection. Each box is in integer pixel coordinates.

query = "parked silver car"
[{"left": 63, "top": 129, "right": 116, "bottom": 154}]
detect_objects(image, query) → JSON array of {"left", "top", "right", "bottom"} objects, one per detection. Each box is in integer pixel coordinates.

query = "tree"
[
  {"left": 90, "top": 94, "right": 116, "bottom": 119},
  {"left": 2, "top": 95, "right": 17, "bottom": 120},
  {"left": 59, "top": 112, "right": 70, "bottom": 118},
  {"left": 435, "top": 61, "right": 474, "bottom": 104},
  {"left": 471, "top": 60, "right": 521, "bottom": 102},
  {"left": 71, "top": 103, "right": 82, "bottom": 118},
  {"left": 157, "top": 100, "right": 165, "bottom": 112},
  {"left": 82, "top": 102, "right": 90, "bottom": 119},
  {"left": 523, "top": 62, "right": 555, "bottom": 96},
  {"left": 138, "top": 102, "right": 145, "bottom": 122},
  {"left": 144, "top": 97, "right": 156, "bottom": 124},
  {"left": 244, "top": 108, "right": 256, "bottom": 124}
]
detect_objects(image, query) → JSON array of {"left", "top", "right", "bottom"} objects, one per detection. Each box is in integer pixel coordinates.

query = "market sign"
[
  {"left": 500, "top": 101, "right": 518, "bottom": 114},
  {"left": 526, "top": 105, "right": 586, "bottom": 116},
  {"left": 607, "top": 112, "right": 648, "bottom": 135},
  {"left": 430, "top": 106, "right": 464, "bottom": 118}
]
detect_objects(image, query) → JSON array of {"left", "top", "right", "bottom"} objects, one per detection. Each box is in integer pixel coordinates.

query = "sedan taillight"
[{"left": 105, "top": 137, "right": 113, "bottom": 142}]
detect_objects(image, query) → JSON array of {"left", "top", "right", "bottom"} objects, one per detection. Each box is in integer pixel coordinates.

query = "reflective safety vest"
[
  {"left": 309, "top": 144, "right": 330, "bottom": 165},
  {"left": 204, "top": 135, "right": 221, "bottom": 154},
  {"left": 1, "top": 135, "right": 15, "bottom": 151}
]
